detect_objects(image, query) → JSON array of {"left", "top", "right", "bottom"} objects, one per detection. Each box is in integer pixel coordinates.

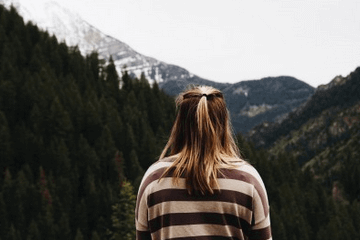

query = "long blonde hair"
[{"left": 159, "top": 86, "right": 242, "bottom": 194}]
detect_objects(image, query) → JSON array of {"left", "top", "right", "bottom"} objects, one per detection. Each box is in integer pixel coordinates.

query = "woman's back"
[{"left": 136, "top": 156, "right": 271, "bottom": 240}]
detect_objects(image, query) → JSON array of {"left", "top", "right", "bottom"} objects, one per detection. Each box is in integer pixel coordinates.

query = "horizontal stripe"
[
  {"left": 136, "top": 166, "right": 169, "bottom": 219},
  {"left": 136, "top": 230, "right": 151, "bottom": 240},
  {"left": 148, "top": 200, "right": 252, "bottom": 224},
  {"left": 167, "top": 236, "right": 241, "bottom": 240},
  {"left": 152, "top": 177, "right": 254, "bottom": 195},
  {"left": 219, "top": 168, "right": 269, "bottom": 217},
  {"left": 152, "top": 224, "right": 244, "bottom": 239},
  {"left": 252, "top": 189, "right": 267, "bottom": 225},
  {"left": 149, "top": 212, "right": 250, "bottom": 233},
  {"left": 135, "top": 219, "right": 149, "bottom": 231},
  {"left": 252, "top": 215, "right": 271, "bottom": 230},
  {"left": 148, "top": 188, "right": 253, "bottom": 210},
  {"left": 249, "top": 226, "right": 272, "bottom": 240},
  {"left": 136, "top": 193, "right": 148, "bottom": 227}
]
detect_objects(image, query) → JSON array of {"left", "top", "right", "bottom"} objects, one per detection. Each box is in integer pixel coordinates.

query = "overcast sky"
[{"left": 13, "top": 0, "right": 360, "bottom": 87}]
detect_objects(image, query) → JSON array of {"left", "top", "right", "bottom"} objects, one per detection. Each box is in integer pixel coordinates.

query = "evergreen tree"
[
  {"left": 26, "top": 220, "right": 41, "bottom": 240},
  {"left": 38, "top": 203, "right": 55, "bottom": 240},
  {"left": 7, "top": 224, "right": 21, "bottom": 240},
  {"left": 57, "top": 213, "right": 71, "bottom": 240},
  {"left": 0, "top": 111, "right": 12, "bottom": 171},
  {"left": 82, "top": 99, "right": 102, "bottom": 145},
  {"left": 91, "top": 231, "right": 101, "bottom": 240},
  {"left": 109, "top": 181, "right": 136, "bottom": 240},
  {"left": 73, "top": 199, "right": 88, "bottom": 238},
  {"left": 47, "top": 97, "right": 73, "bottom": 139},
  {"left": 0, "top": 193, "right": 8, "bottom": 237},
  {"left": 74, "top": 228, "right": 84, "bottom": 240},
  {"left": 105, "top": 56, "right": 120, "bottom": 95},
  {"left": 127, "top": 150, "right": 144, "bottom": 188}
]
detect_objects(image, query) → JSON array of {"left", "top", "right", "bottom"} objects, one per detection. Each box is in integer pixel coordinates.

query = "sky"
[{"left": 12, "top": 0, "right": 360, "bottom": 87}]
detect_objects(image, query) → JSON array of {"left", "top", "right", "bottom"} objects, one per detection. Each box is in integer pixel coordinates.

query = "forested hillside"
[
  {"left": 246, "top": 66, "right": 360, "bottom": 204},
  {"left": 242, "top": 67, "right": 360, "bottom": 239},
  {"left": 238, "top": 135, "right": 360, "bottom": 240},
  {"left": 0, "top": 5, "right": 175, "bottom": 240}
]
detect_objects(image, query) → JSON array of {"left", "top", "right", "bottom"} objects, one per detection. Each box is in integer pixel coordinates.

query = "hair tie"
[{"left": 202, "top": 94, "right": 208, "bottom": 99}]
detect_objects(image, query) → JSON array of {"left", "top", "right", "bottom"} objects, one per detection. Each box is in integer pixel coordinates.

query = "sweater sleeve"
[
  {"left": 135, "top": 177, "right": 152, "bottom": 240},
  {"left": 249, "top": 174, "right": 272, "bottom": 240},
  {"left": 135, "top": 188, "right": 152, "bottom": 240}
]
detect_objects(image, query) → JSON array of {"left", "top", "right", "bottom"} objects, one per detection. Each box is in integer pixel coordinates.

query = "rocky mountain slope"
[
  {"left": 1, "top": 0, "right": 315, "bottom": 134},
  {"left": 246, "top": 67, "right": 360, "bottom": 202},
  {"left": 247, "top": 67, "right": 360, "bottom": 148},
  {"left": 161, "top": 75, "right": 315, "bottom": 133}
]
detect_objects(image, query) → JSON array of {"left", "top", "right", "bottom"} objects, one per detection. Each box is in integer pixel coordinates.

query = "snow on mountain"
[{"left": 0, "top": 0, "right": 193, "bottom": 83}]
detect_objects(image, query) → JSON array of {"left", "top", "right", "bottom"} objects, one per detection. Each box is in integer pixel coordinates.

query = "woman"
[{"left": 135, "top": 86, "right": 272, "bottom": 240}]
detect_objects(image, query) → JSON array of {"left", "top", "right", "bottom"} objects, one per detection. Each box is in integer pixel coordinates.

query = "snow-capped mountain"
[
  {"left": 0, "top": 0, "right": 316, "bottom": 134},
  {"left": 0, "top": 0, "right": 192, "bottom": 83}
]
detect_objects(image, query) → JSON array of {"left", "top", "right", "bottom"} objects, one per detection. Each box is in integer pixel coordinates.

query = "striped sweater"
[{"left": 135, "top": 156, "right": 272, "bottom": 240}]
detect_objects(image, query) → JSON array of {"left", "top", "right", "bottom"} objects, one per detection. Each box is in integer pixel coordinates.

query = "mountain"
[
  {"left": 129, "top": 71, "right": 314, "bottom": 133},
  {"left": 220, "top": 76, "right": 314, "bottom": 133},
  {"left": 247, "top": 67, "right": 360, "bottom": 149},
  {"left": 0, "top": 0, "right": 315, "bottom": 134},
  {"left": 0, "top": 0, "right": 196, "bottom": 83},
  {"left": 246, "top": 67, "right": 360, "bottom": 202},
  {"left": 164, "top": 75, "right": 314, "bottom": 134}
]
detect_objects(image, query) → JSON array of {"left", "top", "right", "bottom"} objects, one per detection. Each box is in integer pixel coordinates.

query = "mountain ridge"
[
  {"left": 1, "top": 0, "right": 316, "bottom": 133},
  {"left": 247, "top": 67, "right": 360, "bottom": 148}
]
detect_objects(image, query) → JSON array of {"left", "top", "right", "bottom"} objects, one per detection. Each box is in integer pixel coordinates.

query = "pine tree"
[
  {"left": 0, "top": 110, "right": 12, "bottom": 171},
  {"left": 57, "top": 213, "right": 71, "bottom": 240},
  {"left": 138, "top": 118, "right": 157, "bottom": 169},
  {"left": 127, "top": 150, "right": 144, "bottom": 188},
  {"left": 14, "top": 170, "right": 27, "bottom": 233},
  {"left": 2, "top": 169, "right": 14, "bottom": 223},
  {"left": 82, "top": 99, "right": 102, "bottom": 145},
  {"left": 121, "top": 68, "right": 132, "bottom": 90},
  {"left": 109, "top": 181, "right": 136, "bottom": 240},
  {"left": 74, "top": 228, "right": 84, "bottom": 240},
  {"left": 0, "top": 193, "right": 8, "bottom": 237},
  {"left": 26, "top": 219, "right": 41, "bottom": 240},
  {"left": 0, "top": 80, "right": 17, "bottom": 125},
  {"left": 47, "top": 96, "right": 73, "bottom": 138},
  {"left": 7, "top": 224, "right": 21, "bottom": 240},
  {"left": 38, "top": 201, "right": 55, "bottom": 240},
  {"left": 105, "top": 56, "right": 120, "bottom": 93},
  {"left": 94, "top": 126, "right": 118, "bottom": 183},
  {"left": 91, "top": 231, "right": 101, "bottom": 240},
  {"left": 73, "top": 199, "right": 88, "bottom": 238}
]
